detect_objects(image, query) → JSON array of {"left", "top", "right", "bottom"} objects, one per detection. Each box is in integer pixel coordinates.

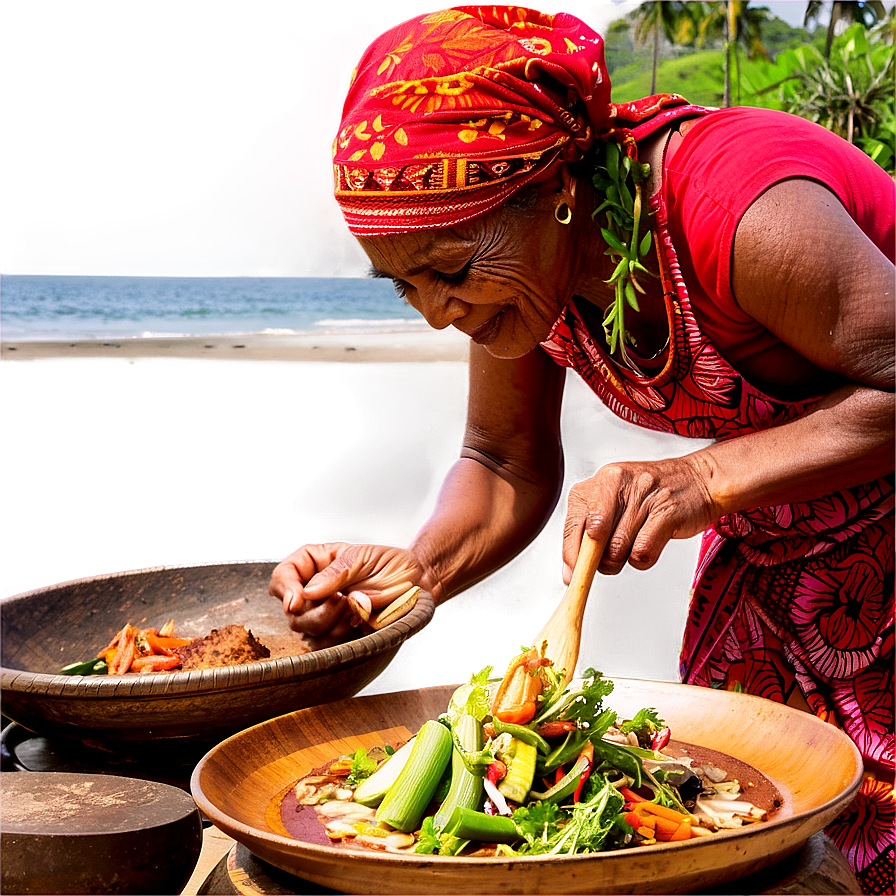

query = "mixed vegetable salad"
[
  {"left": 292, "top": 644, "right": 772, "bottom": 857},
  {"left": 58, "top": 619, "right": 192, "bottom": 675}
]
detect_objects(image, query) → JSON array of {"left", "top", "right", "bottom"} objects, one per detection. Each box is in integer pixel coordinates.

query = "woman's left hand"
[{"left": 562, "top": 455, "right": 717, "bottom": 579}]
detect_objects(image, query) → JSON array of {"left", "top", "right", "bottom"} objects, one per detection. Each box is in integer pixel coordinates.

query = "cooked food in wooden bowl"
[
  {"left": 0, "top": 561, "right": 434, "bottom": 751},
  {"left": 191, "top": 678, "right": 861, "bottom": 895}
]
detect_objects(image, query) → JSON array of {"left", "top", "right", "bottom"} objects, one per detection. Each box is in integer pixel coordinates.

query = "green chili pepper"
[
  {"left": 491, "top": 719, "right": 551, "bottom": 755},
  {"left": 59, "top": 658, "right": 108, "bottom": 676}
]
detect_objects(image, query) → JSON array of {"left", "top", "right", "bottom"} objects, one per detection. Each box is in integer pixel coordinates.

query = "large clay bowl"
[
  {"left": 192, "top": 679, "right": 862, "bottom": 895},
  {"left": 0, "top": 561, "right": 434, "bottom": 751}
]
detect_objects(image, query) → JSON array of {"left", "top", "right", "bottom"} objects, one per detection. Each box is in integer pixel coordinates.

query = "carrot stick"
[
  {"left": 653, "top": 817, "right": 684, "bottom": 839},
  {"left": 131, "top": 655, "right": 180, "bottom": 672},
  {"left": 632, "top": 801, "right": 692, "bottom": 824},
  {"left": 143, "top": 631, "right": 193, "bottom": 654}
]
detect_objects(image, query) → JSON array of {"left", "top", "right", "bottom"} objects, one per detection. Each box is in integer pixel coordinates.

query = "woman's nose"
[{"left": 416, "top": 285, "right": 468, "bottom": 330}]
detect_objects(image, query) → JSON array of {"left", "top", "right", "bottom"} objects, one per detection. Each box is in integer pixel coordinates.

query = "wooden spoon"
[{"left": 531, "top": 532, "right": 603, "bottom": 688}]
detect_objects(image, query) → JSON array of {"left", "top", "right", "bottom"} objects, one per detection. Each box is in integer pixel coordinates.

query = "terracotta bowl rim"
[{"left": 0, "top": 559, "right": 435, "bottom": 698}]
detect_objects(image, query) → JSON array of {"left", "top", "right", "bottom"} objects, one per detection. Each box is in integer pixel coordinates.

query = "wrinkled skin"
[{"left": 271, "top": 143, "right": 894, "bottom": 642}]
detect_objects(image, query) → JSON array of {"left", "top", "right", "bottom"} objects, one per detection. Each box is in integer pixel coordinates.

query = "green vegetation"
[
  {"left": 605, "top": 1, "right": 895, "bottom": 173},
  {"left": 745, "top": 20, "right": 896, "bottom": 171}
]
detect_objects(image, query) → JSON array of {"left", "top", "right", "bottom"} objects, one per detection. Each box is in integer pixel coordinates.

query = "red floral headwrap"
[{"left": 333, "top": 6, "right": 704, "bottom": 236}]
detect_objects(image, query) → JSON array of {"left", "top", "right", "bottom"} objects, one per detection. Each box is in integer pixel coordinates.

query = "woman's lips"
[{"left": 468, "top": 311, "right": 503, "bottom": 346}]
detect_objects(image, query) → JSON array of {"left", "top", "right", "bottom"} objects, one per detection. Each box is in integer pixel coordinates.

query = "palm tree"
[
  {"left": 633, "top": 2, "right": 694, "bottom": 94},
  {"left": 694, "top": 2, "right": 771, "bottom": 106},
  {"left": 804, "top": 1, "right": 888, "bottom": 58}
]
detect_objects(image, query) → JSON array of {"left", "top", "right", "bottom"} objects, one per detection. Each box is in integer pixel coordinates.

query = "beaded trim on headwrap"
[{"left": 333, "top": 6, "right": 706, "bottom": 237}]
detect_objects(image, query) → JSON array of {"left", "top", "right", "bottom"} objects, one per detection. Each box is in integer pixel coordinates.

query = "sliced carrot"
[
  {"left": 620, "top": 786, "right": 648, "bottom": 804},
  {"left": 669, "top": 823, "right": 693, "bottom": 841},
  {"left": 653, "top": 816, "right": 692, "bottom": 841},
  {"left": 143, "top": 631, "right": 193, "bottom": 654},
  {"left": 632, "top": 801, "right": 691, "bottom": 824},
  {"left": 131, "top": 655, "right": 180, "bottom": 672},
  {"left": 156, "top": 635, "right": 192, "bottom": 649}
]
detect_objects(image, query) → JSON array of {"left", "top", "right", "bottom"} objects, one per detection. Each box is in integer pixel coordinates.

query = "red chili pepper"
[
  {"left": 650, "top": 727, "right": 671, "bottom": 752},
  {"left": 553, "top": 765, "right": 566, "bottom": 786},
  {"left": 487, "top": 761, "right": 507, "bottom": 785},
  {"left": 572, "top": 742, "right": 594, "bottom": 803},
  {"left": 537, "top": 720, "right": 578, "bottom": 738}
]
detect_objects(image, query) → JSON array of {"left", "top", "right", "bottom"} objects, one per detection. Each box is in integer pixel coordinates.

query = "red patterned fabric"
[
  {"left": 540, "top": 143, "right": 894, "bottom": 892},
  {"left": 333, "top": 6, "right": 704, "bottom": 235}
]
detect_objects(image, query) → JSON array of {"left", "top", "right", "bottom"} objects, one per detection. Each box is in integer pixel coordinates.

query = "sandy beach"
[
  {"left": 1, "top": 327, "right": 471, "bottom": 363},
  {"left": 1, "top": 330, "right": 707, "bottom": 691}
]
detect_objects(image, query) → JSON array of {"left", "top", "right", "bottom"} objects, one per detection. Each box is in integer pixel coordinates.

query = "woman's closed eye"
[
  {"left": 368, "top": 265, "right": 411, "bottom": 302},
  {"left": 438, "top": 263, "right": 470, "bottom": 285}
]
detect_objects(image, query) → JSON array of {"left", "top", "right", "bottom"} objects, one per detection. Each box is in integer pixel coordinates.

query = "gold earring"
[{"left": 555, "top": 202, "right": 572, "bottom": 225}]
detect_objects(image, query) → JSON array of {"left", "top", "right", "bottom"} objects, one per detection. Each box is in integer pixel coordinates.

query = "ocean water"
[{"left": 0, "top": 274, "right": 423, "bottom": 341}]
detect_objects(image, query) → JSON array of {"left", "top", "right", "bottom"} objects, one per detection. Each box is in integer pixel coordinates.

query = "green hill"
[{"left": 609, "top": 49, "right": 729, "bottom": 107}]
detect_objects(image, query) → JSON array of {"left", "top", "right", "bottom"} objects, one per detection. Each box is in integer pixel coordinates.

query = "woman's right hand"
[{"left": 268, "top": 542, "right": 428, "bottom": 649}]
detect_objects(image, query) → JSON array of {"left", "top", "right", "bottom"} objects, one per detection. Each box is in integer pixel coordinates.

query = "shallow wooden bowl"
[
  {"left": 0, "top": 561, "right": 434, "bottom": 751},
  {"left": 191, "top": 679, "right": 862, "bottom": 895}
]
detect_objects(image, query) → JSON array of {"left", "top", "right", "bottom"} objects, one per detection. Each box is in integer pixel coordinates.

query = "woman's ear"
[{"left": 557, "top": 162, "right": 577, "bottom": 211}]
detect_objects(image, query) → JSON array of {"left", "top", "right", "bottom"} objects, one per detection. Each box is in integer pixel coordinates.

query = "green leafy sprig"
[{"left": 592, "top": 140, "right": 655, "bottom": 362}]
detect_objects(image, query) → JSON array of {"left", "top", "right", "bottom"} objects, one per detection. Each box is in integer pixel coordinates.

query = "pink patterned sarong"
[{"left": 540, "top": 197, "right": 895, "bottom": 894}]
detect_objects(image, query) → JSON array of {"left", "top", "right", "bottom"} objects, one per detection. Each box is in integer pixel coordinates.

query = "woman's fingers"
[
  {"left": 269, "top": 542, "right": 349, "bottom": 610},
  {"left": 286, "top": 595, "right": 349, "bottom": 638},
  {"left": 563, "top": 457, "right": 713, "bottom": 578},
  {"left": 270, "top": 542, "right": 425, "bottom": 641}
]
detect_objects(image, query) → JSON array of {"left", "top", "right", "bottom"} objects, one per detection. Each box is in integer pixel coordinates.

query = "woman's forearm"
[
  {"left": 409, "top": 453, "right": 563, "bottom": 604},
  {"left": 693, "top": 383, "right": 894, "bottom": 519}
]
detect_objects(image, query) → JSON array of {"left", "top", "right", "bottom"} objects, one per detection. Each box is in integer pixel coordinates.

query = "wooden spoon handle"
[{"left": 532, "top": 533, "right": 603, "bottom": 687}]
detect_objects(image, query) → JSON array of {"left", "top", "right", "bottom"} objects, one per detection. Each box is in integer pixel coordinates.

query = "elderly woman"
[{"left": 270, "top": 7, "right": 894, "bottom": 890}]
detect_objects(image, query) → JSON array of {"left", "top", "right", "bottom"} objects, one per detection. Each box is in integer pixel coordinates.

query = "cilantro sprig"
[{"left": 345, "top": 748, "right": 378, "bottom": 788}]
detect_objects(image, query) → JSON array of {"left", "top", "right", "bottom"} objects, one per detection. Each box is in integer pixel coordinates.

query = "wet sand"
[{"left": 0, "top": 333, "right": 704, "bottom": 690}]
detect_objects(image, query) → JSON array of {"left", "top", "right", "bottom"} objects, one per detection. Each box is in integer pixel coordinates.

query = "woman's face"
[{"left": 358, "top": 192, "right": 580, "bottom": 359}]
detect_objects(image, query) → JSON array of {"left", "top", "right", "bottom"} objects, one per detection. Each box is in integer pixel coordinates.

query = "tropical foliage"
[
  {"left": 607, "top": 1, "right": 895, "bottom": 173},
  {"left": 745, "top": 18, "right": 895, "bottom": 172}
]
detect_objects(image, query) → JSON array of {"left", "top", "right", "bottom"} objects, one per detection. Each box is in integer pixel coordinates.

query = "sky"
[{"left": 0, "top": 1, "right": 820, "bottom": 279}]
